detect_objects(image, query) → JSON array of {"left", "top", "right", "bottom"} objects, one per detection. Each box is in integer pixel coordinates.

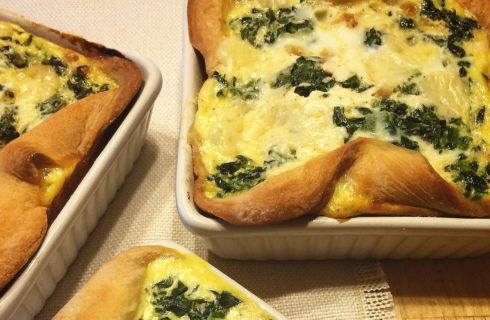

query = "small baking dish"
[
  {"left": 0, "top": 10, "right": 162, "bottom": 320},
  {"left": 176, "top": 13, "right": 490, "bottom": 261}
]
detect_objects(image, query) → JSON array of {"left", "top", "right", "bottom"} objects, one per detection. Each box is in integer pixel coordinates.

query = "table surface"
[
  {"left": 2, "top": 1, "right": 489, "bottom": 320},
  {"left": 383, "top": 254, "right": 490, "bottom": 319}
]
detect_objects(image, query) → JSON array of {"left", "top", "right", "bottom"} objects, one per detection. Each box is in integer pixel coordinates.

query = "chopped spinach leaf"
[
  {"left": 263, "top": 146, "right": 297, "bottom": 169},
  {"left": 399, "top": 17, "right": 416, "bottom": 29},
  {"left": 37, "top": 93, "right": 66, "bottom": 116},
  {"left": 208, "top": 155, "right": 265, "bottom": 195},
  {"left": 393, "top": 135, "right": 420, "bottom": 150},
  {"left": 67, "top": 66, "right": 93, "bottom": 99},
  {"left": 333, "top": 106, "right": 371, "bottom": 142},
  {"left": 476, "top": 106, "right": 486, "bottom": 124},
  {"left": 424, "top": 34, "right": 447, "bottom": 47},
  {"left": 457, "top": 60, "right": 471, "bottom": 77},
  {"left": 209, "top": 147, "right": 296, "bottom": 195},
  {"left": 149, "top": 277, "right": 241, "bottom": 319},
  {"left": 420, "top": 0, "right": 480, "bottom": 58},
  {"left": 374, "top": 100, "right": 471, "bottom": 152},
  {"left": 364, "top": 28, "right": 383, "bottom": 48},
  {"left": 445, "top": 156, "right": 489, "bottom": 199},
  {"left": 273, "top": 56, "right": 335, "bottom": 97},
  {"left": 356, "top": 107, "right": 373, "bottom": 115},
  {"left": 212, "top": 71, "right": 228, "bottom": 97},
  {"left": 0, "top": 106, "right": 19, "bottom": 143},
  {"left": 273, "top": 57, "right": 373, "bottom": 97},
  {"left": 1, "top": 45, "right": 28, "bottom": 68},
  {"left": 397, "top": 82, "right": 420, "bottom": 95},
  {"left": 42, "top": 56, "right": 68, "bottom": 75},
  {"left": 229, "top": 77, "right": 261, "bottom": 100},
  {"left": 230, "top": 6, "right": 313, "bottom": 48},
  {"left": 340, "top": 75, "right": 373, "bottom": 93},
  {"left": 212, "top": 72, "right": 261, "bottom": 100}
]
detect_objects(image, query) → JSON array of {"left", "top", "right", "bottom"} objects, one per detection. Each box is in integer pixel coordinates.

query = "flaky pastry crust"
[
  {"left": 0, "top": 16, "right": 142, "bottom": 289},
  {"left": 53, "top": 246, "right": 183, "bottom": 320},
  {"left": 188, "top": 0, "right": 490, "bottom": 225}
]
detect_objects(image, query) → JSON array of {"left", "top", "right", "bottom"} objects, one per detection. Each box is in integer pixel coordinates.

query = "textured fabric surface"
[{"left": 1, "top": 1, "right": 395, "bottom": 319}]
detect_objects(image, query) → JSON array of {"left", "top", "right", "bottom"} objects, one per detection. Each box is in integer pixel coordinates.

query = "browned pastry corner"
[
  {"left": 0, "top": 25, "right": 142, "bottom": 288},
  {"left": 188, "top": 0, "right": 490, "bottom": 225},
  {"left": 53, "top": 246, "right": 181, "bottom": 320}
]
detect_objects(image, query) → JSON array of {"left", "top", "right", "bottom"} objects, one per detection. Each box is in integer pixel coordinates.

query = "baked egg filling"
[
  {"left": 0, "top": 20, "right": 117, "bottom": 148},
  {"left": 134, "top": 253, "right": 275, "bottom": 320},
  {"left": 194, "top": 0, "right": 490, "bottom": 201}
]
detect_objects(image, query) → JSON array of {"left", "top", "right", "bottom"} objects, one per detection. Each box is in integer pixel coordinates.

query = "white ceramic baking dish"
[
  {"left": 0, "top": 11, "right": 162, "bottom": 320},
  {"left": 176, "top": 13, "right": 490, "bottom": 261},
  {"left": 138, "top": 240, "right": 286, "bottom": 320}
]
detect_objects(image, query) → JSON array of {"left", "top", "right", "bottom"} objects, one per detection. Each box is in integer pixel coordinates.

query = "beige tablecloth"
[{"left": 1, "top": 1, "right": 395, "bottom": 319}]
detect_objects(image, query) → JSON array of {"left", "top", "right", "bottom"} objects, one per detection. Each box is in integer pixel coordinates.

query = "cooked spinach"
[
  {"left": 0, "top": 106, "right": 19, "bottom": 143},
  {"left": 208, "top": 155, "right": 265, "bottom": 195},
  {"left": 212, "top": 71, "right": 260, "bottom": 100},
  {"left": 1, "top": 45, "right": 28, "bottom": 68},
  {"left": 212, "top": 71, "right": 228, "bottom": 97},
  {"left": 364, "top": 28, "right": 383, "bottom": 48},
  {"left": 458, "top": 60, "right": 471, "bottom": 77},
  {"left": 375, "top": 100, "right": 471, "bottom": 151},
  {"left": 273, "top": 57, "right": 373, "bottom": 97},
  {"left": 209, "top": 147, "right": 296, "bottom": 195},
  {"left": 476, "top": 106, "right": 486, "bottom": 124},
  {"left": 229, "top": 78, "right": 261, "bottom": 100},
  {"left": 150, "top": 277, "right": 241, "bottom": 319},
  {"left": 333, "top": 106, "right": 375, "bottom": 142},
  {"left": 42, "top": 56, "right": 68, "bottom": 75},
  {"left": 67, "top": 66, "right": 93, "bottom": 99},
  {"left": 393, "top": 135, "right": 420, "bottom": 150},
  {"left": 229, "top": 6, "right": 313, "bottom": 48},
  {"left": 273, "top": 56, "right": 335, "bottom": 97},
  {"left": 445, "top": 154, "right": 489, "bottom": 199},
  {"left": 420, "top": 0, "right": 480, "bottom": 58},
  {"left": 397, "top": 82, "right": 421, "bottom": 95},
  {"left": 263, "top": 146, "right": 297, "bottom": 169},
  {"left": 67, "top": 66, "right": 109, "bottom": 99},
  {"left": 399, "top": 17, "right": 416, "bottom": 29},
  {"left": 340, "top": 75, "right": 373, "bottom": 93},
  {"left": 37, "top": 93, "right": 66, "bottom": 116}
]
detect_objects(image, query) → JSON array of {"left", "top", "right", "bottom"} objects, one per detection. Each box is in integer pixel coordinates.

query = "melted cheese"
[
  {"left": 194, "top": 0, "right": 490, "bottom": 201},
  {"left": 134, "top": 253, "right": 275, "bottom": 320},
  {"left": 0, "top": 21, "right": 117, "bottom": 139},
  {"left": 40, "top": 166, "right": 74, "bottom": 206}
]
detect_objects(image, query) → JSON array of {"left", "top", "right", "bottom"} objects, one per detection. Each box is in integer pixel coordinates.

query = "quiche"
[
  {"left": 54, "top": 246, "right": 277, "bottom": 320},
  {"left": 188, "top": 0, "right": 490, "bottom": 225},
  {"left": 0, "top": 13, "right": 142, "bottom": 289}
]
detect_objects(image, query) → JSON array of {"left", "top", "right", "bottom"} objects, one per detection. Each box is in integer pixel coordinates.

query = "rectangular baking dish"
[
  {"left": 176, "top": 14, "right": 490, "bottom": 261},
  {"left": 0, "top": 12, "right": 163, "bottom": 320}
]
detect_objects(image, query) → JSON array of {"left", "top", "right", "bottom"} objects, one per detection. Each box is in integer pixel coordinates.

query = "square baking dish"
[
  {"left": 176, "top": 14, "right": 490, "bottom": 261},
  {"left": 0, "top": 11, "right": 163, "bottom": 320}
]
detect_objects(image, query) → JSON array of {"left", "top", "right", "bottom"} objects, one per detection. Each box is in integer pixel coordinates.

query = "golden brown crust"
[
  {"left": 53, "top": 246, "right": 182, "bottom": 320},
  {"left": 0, "top": 33, "right": 142, "bottom": 288},
  {"left": 188, "top": 0, "right": 490, "bottom": 225},
  {"left": 188, "top": 0, "right": 229, "bottom": 74}
]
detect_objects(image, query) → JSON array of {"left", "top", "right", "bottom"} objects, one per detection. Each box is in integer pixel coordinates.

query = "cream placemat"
[{"left": 1, "top": 1, "right": 395, "bottom": 319}]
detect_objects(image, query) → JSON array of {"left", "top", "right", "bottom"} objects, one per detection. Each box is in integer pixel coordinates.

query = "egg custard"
[
  {"left": 54, "top": 246, "right": 277, "bottom": 320},
  {"left": 188, "top": 0, "right": 490, "bottom": 225},
  {"left": 0, "top": 15, "right": 142, "bottom": 289}
]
